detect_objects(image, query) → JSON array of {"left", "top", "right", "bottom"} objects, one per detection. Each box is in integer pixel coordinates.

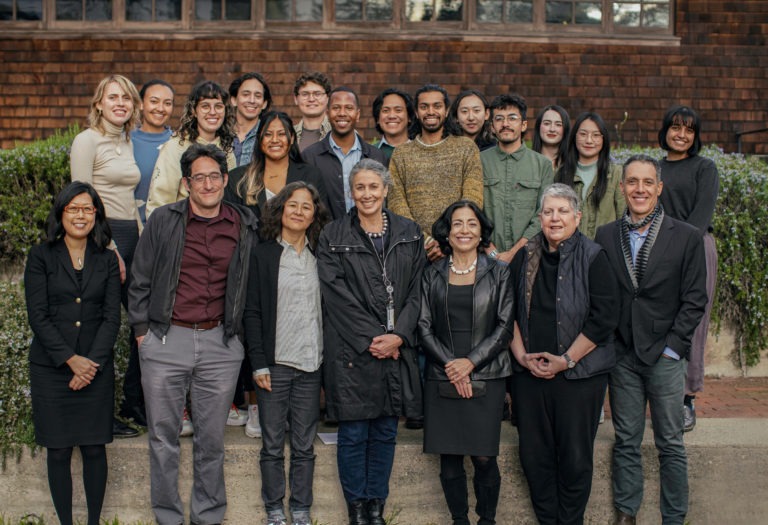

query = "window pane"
[
  {"left": 266, "top": 0, "right": 290, "bottom": 19},
  {"left": 0, "top": 0, "right": 12, "bottom": 19},
  {"left": 613, "top": 2, "right": 638, "bottom": 25},
  {"left": 157, "top": 0, "right": 181, "bottom": 19},
  {"left": 642, "top": 2, "right": 668, "bottom": 27},
  {"left": 336, "top": 0, "right": 362, "bottom": 20},
  {"left": 366, "top": 0, "right": 392, "bottom": 19},
  {"left": 477, "top": 0, "right": 502, "bottom": 22},
  {"left": 126, "top": 0, "right": 151, "bottom": 20},
  {"left": 437, "top": 0, "right": 461, "bottom": 20},
  {"left": 406, "top": 0, "right": 461, "bottom": 21},
  {"left": 196, "top": 0, "right": 221, "bottom": 19},
  {"left": 17, "top": 0, "right": 43, "bottom": 19},
  {"left": 295, "top": 0, "right": 321, "bottom": 20},
  {"left": 406, "top": 0, "right": 432, "bottom": 21},
  {"left": 575, "top": 2, "right": 600, "bottom": 23},
  {"left": 85, "top": 0, "right": 111, "bottom": 19},
  {"left": 226, "top": 0, "right": 250, "bottom": 19},
  {"left": 545, "top": 1, "right": 570, "bottom": 23},
  {"left": 56, "top": 0, "right": 82, "bottom": 19},
  {"left": 506, "top": 0, "right": 532, "bottom": 22}
]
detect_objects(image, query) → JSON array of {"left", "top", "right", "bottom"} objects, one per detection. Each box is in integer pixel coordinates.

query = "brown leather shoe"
[{"left": 614, "top": 510, "right": 636, "bottom": 524}]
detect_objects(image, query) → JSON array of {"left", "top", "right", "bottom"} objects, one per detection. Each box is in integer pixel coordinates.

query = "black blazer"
[
  {"left": 302, "top": 134, "right": 389, "bottom": 220},
  {"left": 594, "top": 215, "right": 707, "bottom": 364},
  {"left": 24, "top": 239, "right": 122, "bottom": 370},
  {"left": 225, "top": 160, "right": 330, "bottom": 219}
]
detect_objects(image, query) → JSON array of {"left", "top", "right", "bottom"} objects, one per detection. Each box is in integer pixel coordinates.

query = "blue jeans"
[
  {"left": 337, "top": 416, "right": 399, "bottom": 503},
  {"left": 257, "top": 364, "right": 321, "bottom": 514},
  {"left": 610, "top": 349, "right": 687, "bottom": 525}
]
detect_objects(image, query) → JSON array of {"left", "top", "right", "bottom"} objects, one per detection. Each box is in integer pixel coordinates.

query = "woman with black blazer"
[
  {"left": 24, "top": 181, "right": 122, "bottom": 525},
  {"left": 243, "top": 181, "right": 331, "bottom": 525},
  {"left": 418, "top": 200, "right": 514, "bottom": 525}
]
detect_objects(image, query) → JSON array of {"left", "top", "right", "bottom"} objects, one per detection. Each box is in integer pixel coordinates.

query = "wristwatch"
[{"left": 563, "top": 352, "right": 577, "bottom": 369}]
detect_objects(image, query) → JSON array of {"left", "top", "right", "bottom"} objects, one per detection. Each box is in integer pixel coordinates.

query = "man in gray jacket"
[{"left": 128, "top": 143, "right": 258, "bottom": 525}]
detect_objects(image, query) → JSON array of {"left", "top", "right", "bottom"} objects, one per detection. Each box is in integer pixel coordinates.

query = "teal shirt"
[{"left": 481, "top": 144, "right": 554, "bottom": 252}]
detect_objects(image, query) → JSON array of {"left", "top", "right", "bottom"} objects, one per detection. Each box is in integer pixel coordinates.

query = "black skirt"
[
  {"left": 30, "top": 360, "right": 114, "bottom": 448},
  {"left": 423, "top": 378, "right": 505, "bottom": 456}
]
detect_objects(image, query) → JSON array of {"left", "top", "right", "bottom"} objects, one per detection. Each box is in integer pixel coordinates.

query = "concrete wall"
[{"left": 0, "top": 1, "right": 766, "bottom": 152}]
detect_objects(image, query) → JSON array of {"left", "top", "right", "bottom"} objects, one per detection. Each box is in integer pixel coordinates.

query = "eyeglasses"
[
  {"left": 298, "top": 91, "right": 327, "bottom": 100},
  {"left": 576, "top": 131, "right": 603, "bottom": 141},
  {"left": 187, "top": 173, "right": 224, "bottom": 185},
  {"left": 198, "top": 102, "right": 226, "bottom": 114},
  {"left": 493, "top": 114, "right": 521, "bottom": 124},
  {"left": 64, "top": 205, "right": 96, "bottom": 215}
]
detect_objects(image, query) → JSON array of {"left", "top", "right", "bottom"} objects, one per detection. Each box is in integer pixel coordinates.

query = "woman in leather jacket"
[
  {"left": 418, "top": 200, "right": 513, "bottom": 525},
  {"left": 317, "top": 158, "right": 426, "bottom": 525}
]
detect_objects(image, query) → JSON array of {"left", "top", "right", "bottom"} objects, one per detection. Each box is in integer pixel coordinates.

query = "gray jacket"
[{"left": 127, "top": 198, "right": 258, "bottom": 343}]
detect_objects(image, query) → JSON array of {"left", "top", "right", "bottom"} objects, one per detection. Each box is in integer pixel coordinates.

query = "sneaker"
[
  {"left": 266, "top": 510, "right": 287, "bottom": 525},
  {"left": 227, "top": 403, "right": 248, "bottom": 426},
  {"left": 180, "top": 407, "right": 194, "bottom": 437},
  {"left": 291, "top": 510, "right": 311, "bottom": 525},
  {"left": 684, "top": 402, "right": 696, "bottom": 432},
  {"left": 245, "top": 404, "right": 262, "bottom": 438}
]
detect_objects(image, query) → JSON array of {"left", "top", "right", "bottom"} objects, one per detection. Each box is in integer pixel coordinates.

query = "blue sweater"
[{"left": 131, "top": 127, "right": 173, "bottom": 223}]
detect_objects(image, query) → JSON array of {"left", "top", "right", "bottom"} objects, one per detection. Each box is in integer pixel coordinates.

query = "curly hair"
[
  {"left": 431, "top": 200, "right": 494, "bottom": 256},
  {"left": 87, "top": 75, "right": 141, "bottom": 140},
  {"left": 259, "top": 181, "right": 331, "bottom": 250},
  {"left": 176, "top": 80, "right": 235, "bottom": 152}
]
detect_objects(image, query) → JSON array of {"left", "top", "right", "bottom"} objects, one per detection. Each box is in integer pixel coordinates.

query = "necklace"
[
  {"left": 365, "top": 212, "right": 388, "bottom": 238},
  {"left": 449, "top": 255, "right": 477, "bottom": 275}
]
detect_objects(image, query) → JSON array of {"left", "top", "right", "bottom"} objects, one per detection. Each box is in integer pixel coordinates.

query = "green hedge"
[{"left": 0, "top": 134, "right": 766, "bottom": 456}]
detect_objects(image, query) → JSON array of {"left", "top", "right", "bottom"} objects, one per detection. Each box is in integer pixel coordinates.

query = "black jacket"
[
  {"left": 418, "top": 254, "right": 513, "bottom": 381},
  {"left": 25, "top": 240, "right": 122, "bottom": 370},
  {"left": 302, "top": 134, "right": 388, "bottom": 220},
  {"left": 595, "top": 215, "right": 707, "bottom": 364},
  {"left": 317, "top": 208, "right": 425, "bottom": 421},
  {"left": 127, "top": 199, "right": 259, "bottom": 342},
  {"left": 225, "top": 160, "right": 330, "bottom": 219},
  {"left": 243, "top": 239, "right": 321, "bottom": 372}
]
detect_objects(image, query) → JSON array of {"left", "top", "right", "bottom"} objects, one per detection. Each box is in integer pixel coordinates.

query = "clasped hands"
[
  {"left": 446, "top": 358, "right": 475, "bottom": 399},
  {"left": 369, "top": 334, "right": 403, "bottom": 360},
  {"left": 66, "top": 354, "right": 99, "bottom": 391},
  {"left": 522, "top": 352, "right": 568, "bottom": 379}
]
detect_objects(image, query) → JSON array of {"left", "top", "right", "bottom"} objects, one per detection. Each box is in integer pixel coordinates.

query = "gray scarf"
[{"left": 619, "top": 204, "right": 664, "bottom": 292}]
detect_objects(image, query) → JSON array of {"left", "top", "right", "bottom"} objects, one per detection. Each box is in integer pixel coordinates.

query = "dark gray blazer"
[{"left": 595, "top": 215, "right": 708, "bottom": 365}]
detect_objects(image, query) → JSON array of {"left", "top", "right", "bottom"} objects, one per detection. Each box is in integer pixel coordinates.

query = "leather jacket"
[{"left": 418, "top": 253, "right": 513, "bottom": 381}]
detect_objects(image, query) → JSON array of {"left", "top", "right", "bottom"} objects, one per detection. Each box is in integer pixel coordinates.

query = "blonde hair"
[{"left": 87, "top": 75, "right": 141, "bottom": 140}]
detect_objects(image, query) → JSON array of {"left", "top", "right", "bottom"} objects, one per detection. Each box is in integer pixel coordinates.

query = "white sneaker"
[
  {"left": 245, "top": 404, "right": 262, "bottom": 438},
  {"left": 227, "top": 404, "right": 248, "bottom": 426},
  {"left": 180, "top": 407, "right": 194, "bottom": 437}
]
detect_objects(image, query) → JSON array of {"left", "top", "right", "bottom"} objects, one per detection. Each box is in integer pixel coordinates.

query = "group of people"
[{"left": 24, "top": 69, "right": 719, "bottom": 525}]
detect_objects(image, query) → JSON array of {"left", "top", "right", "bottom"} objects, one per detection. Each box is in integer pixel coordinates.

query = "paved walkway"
[{"left": 603, "top": 376, "right": 768, "bottom": 419}]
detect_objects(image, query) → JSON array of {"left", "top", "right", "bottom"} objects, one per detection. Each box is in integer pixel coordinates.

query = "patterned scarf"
[{"left": 619, "top": 203, "right": 664, "bottom": 292}]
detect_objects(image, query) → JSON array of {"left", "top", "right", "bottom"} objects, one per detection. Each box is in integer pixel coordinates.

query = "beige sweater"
[
  {"left": 145, "top": 135, "right": 236, "bottom": 218},
  {"left": 70, "top": 122, "right": 141, "bottom": 222},
  {"left": 388, "top": 135, "right": 483, "bottom": 240}
]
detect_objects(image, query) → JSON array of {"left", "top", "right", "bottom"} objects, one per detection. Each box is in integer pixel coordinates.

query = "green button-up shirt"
[{"left": 481, "top": 144, "right": 554, "bottom": 252}]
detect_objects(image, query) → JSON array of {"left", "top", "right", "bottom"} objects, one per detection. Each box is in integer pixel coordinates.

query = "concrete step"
[{"left": 3, "top": 419, "right": 768, "bottom": 524}]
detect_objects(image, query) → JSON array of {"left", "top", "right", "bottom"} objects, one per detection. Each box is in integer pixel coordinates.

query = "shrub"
[{"left": 0, "top": 127, "right": 78, "bottom": 269}]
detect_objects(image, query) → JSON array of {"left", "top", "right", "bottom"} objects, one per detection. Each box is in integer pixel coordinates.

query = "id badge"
[{"left": 386, "top": 303, "right": 395, "bottom": 332}]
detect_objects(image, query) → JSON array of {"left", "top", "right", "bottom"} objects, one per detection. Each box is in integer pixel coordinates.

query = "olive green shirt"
[
  {"left": 573, "top": 163, "right": 625, "bottom": 239},
  {"left": 481, "top": 144, "right": 554, "bottom": 252}
]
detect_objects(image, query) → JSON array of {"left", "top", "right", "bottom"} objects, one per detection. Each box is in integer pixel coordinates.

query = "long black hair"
[
  {"left": 431, "top": 200, "right": 494, "bottom": 256},
  {"left": 237, "top": 111, "right": 303, "bottom": 206},
  {"left": 46, "top": 181, "right": 112, "bottom": 250},
  {"left": 259, "top": 181, "right": 331, "bottom": 250},
  {"left": 448, "top": 89, "right": 495, "bottom": 147},
  {"left": 557, "top": 112, "right": 611, "bottom": 211},
  {"left": 532, "top": 104, "right": 571, "bottom": 168}
]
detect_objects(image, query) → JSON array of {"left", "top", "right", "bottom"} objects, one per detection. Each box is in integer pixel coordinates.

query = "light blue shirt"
[
  {"left": 330, "top": 134, "right": 363, "bottom": 212},
  {"left": 629, "top": 227, "right": 681, "bottom": 361}
]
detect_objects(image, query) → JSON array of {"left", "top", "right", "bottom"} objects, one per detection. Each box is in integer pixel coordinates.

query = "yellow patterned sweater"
[{"left": 388, "top": 135, "right": 483, "bottom": 241}]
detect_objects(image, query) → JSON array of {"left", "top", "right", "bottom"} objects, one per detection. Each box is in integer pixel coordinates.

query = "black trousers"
[{"left": 514, "top": 372, "right": 607, "bottom": 525}]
